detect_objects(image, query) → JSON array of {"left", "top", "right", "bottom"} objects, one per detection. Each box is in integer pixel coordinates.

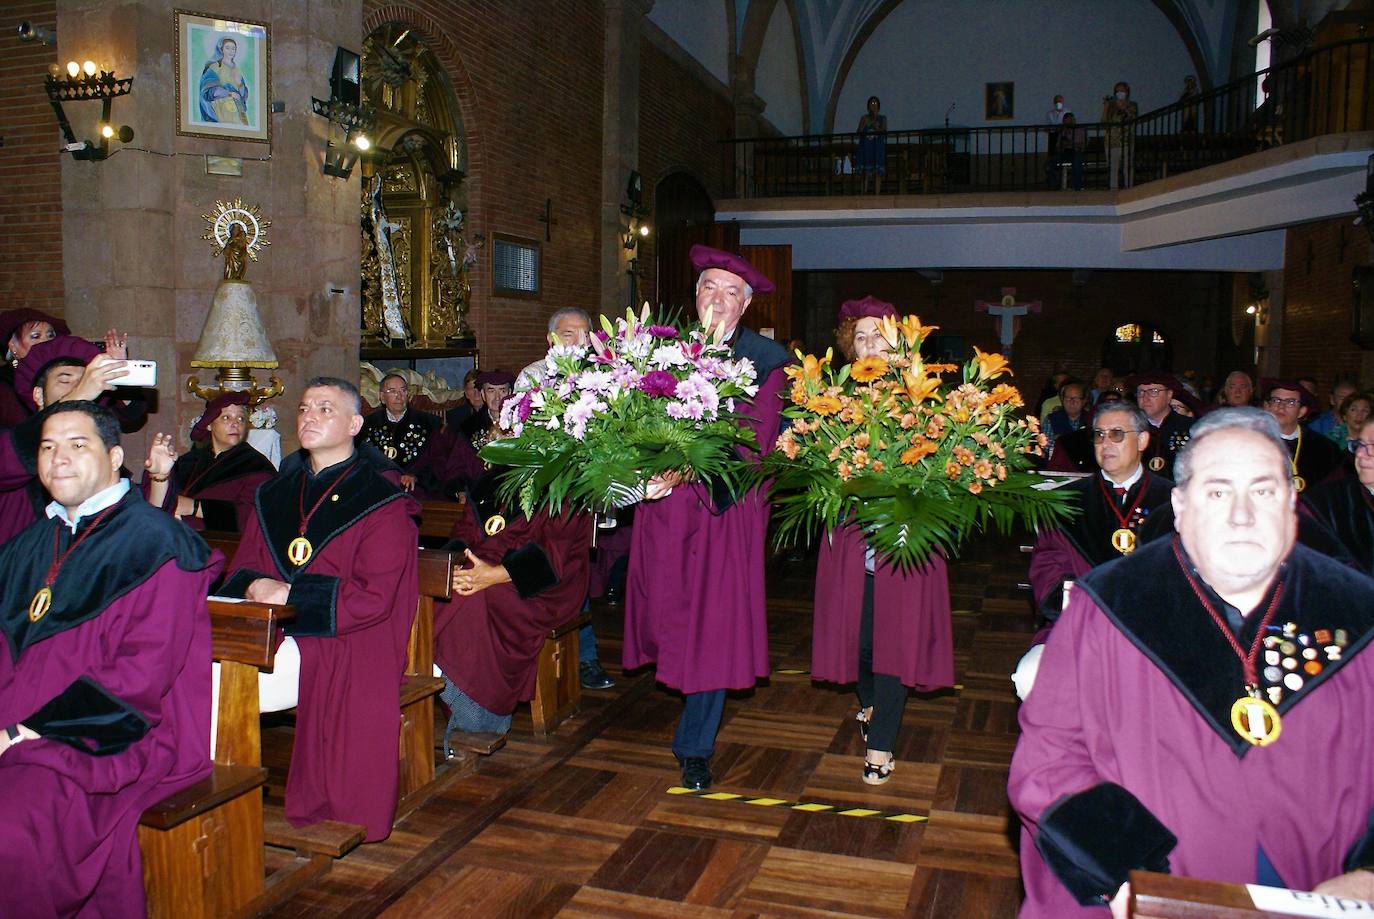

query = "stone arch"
[
  {"left": 823, "top": 0, "right": 1214, "bottom": 133},
  {"left": 736, "top": 0, "right": 809, "bottom": 133},
  {"left": 362, "top": 6, "right": 483, "bottom": 188}
]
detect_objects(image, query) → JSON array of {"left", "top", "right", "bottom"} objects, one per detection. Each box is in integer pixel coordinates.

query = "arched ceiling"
[{"left": 717, "top": 0, "right": 1239, "bottom": 133}]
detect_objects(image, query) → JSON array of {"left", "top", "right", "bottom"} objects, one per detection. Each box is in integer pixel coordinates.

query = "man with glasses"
[
  {"left": 1012, "top": 408, "right": 1374, "bottom": 916},
  {"left": 1303, "top": 415, "right": 1374, "bottom": 576},
  {"left": 1306, "top": 380, "right": 1356, "bottom": 439},
  {"left": 1014, "top": 403, "right": 1173, "bottom": 700},
  {"left": 1126, "top": 371, "right": 1193, "bottom": 480},
  {"left": 358, "top": 372, "right": 440, "bottom": 491},
  {"left": 1261, "top": 379, "right": 1340, "bottom": 492}
]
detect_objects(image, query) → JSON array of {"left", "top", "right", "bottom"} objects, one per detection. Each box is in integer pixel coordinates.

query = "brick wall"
[
  {"left": 1281, "top": 217, "right": 1374, "bottom": 388},
  {"left": 0, "top": 0, "right": 63, "bottom": 317},
  {"left": 796, "top": 268, "right": 1237, "bottom": 408},
  {"left": 364, "top": 1, "right": 606, "bottom": 374},
  {"left": 636, "top": 31, "right": 734, "bottom": 309}
]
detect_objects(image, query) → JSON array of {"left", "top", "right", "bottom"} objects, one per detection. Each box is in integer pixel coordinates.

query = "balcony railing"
[{"left": 726, "top": 37, "right": 1374, "bottom": 199}]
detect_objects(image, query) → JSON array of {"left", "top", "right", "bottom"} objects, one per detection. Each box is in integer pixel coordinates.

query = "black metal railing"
[{"left": 727, "top": 37, "right": 1374, "bottom": 198}]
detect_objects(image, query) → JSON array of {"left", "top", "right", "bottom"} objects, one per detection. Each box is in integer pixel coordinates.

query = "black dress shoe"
[
  {"left": 579, "top": 660, "right": 615, "bottom": 690},
  {"left": 679, "top": 756, "right": 712, "bottom": 790}
]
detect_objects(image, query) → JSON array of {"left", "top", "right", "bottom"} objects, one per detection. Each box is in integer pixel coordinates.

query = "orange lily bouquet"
[{"left": 762, "top": 315, "right": 1072, "bottom": 568}]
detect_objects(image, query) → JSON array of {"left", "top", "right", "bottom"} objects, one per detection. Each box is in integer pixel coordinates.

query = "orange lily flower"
[{"left": 972, "top": 347, "right": 1013, "bottom": 381}]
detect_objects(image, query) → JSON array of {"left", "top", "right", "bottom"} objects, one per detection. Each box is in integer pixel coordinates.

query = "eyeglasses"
[
  {"left": 1350, "top": 441, "right": 1374, "bottom": 456},
  {"left": 1265, "top": 397, "right": 1301, "bottom": 408},
  {"left": 1091, "top": 428, "right": 1139, "bottom": 443},
  {"left": 1135, "top": 387, "right": 1168, "bottom": 398},
  {"left": 381, "top": 387, "right": 408, "bottom": 395}
]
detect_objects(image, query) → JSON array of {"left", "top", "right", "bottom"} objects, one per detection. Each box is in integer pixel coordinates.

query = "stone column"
[
  {"left": 1258, "top": 269, "right": 1284, "bottom": 378},
  {"left": 601, "top": 0, "right": 654, "bottom": 315},
  {"left": 57, "top": 0, "right": 363, "bottom": 465}
]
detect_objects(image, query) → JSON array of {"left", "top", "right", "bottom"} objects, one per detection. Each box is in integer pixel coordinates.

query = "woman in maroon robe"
[
  {"left": 0, "top": 308, "right": 68, "bottom": 428},
  {"left": 142, "top": 392, "right": 275, "bottom": 532},
  {"left": 433, "top": 468, "right": 592, "bottom": 742},
  {"left": 811, "top": 296, "right": 955, "bottom": 785}
]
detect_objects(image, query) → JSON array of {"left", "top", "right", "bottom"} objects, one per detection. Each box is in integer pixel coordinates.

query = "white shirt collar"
[
  {"left": 385, "top": 408, "right": 405, "bottom": 423},
  {"left": 46, "top": 479, "right": 129, "bottom": 532},
  {"left": 1101, "top": 464, "right": 1143, "bottom": 491},
  {"left": 1280, "top": 428, "right": 1300, "bottom": 441}
]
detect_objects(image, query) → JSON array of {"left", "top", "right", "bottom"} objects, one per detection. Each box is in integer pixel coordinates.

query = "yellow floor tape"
[{"left": 666, "top": 785, "right": 930, "bottom": 823}]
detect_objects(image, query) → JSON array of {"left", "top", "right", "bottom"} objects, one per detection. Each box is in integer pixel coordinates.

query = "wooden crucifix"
[{"left": 974, "top": 287, "right": 1041, "bottom": 356}]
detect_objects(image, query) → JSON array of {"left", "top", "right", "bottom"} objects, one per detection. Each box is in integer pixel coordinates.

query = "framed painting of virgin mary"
[{"left": 175, "top": 10, "right": 271, "bottom": 142}]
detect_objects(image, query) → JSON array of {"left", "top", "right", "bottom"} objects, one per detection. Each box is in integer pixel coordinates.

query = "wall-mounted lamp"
[
  {"left": 44, "top": 58, "right": 133, "bottom": 161},
  {"left": 311, "top": 47, "right": 375, "bottom": 179},
  {"left": 620, "top": 170, "right": 652, "bottom": 307},
  {"left": 1355, "top": 154, "right": 1374, "bottom": 244},
  {"left": 16, "top": 21, "right": 56, "bottom": 46}
]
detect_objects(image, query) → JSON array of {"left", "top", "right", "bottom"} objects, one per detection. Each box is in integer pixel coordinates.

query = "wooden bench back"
[
  {"left": 201, "top": 530, "right": 451, "bottom": 679},
  {"left": 1129, "top": 870, "right": 1279, "bottom": 917},
  {"left": 207, "top": 598, "right": 291, "bottom": 768},
  {"left": 419, "top": 499, "right": 465, "bottom": 541}
]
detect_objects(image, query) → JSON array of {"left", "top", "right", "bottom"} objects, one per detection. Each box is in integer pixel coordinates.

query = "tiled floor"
[{"left": 262, "top": 537, "right": 1034, "bottom": 918}]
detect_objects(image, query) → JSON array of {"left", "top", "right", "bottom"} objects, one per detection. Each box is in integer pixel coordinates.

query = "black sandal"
[{"left": 862, "top": 755, "right": 895, "bottom": 785}]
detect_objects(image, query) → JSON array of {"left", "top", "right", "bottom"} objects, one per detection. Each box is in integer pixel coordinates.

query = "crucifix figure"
[{"left": 974, "top": 287, "right": 1042, "bottom": 356}]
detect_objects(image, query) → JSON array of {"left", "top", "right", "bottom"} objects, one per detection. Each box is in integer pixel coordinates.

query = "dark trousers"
[
  {"left": 858, "top": 575, "right": 908, "bottom": 753},
  {"left": 672, "top": 689, "right": 726, "bottom": 759}
]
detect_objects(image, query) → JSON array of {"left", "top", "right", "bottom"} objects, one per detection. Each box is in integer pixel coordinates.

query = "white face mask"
[
  {"left": 1115, "top": 91, "right": 1127, "bottom": 101},
  {"left": 1055, "top": 102, "right": 1063, "bottom": 110}
]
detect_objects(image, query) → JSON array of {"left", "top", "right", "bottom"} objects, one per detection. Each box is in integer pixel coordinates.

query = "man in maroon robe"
[
  {"left": 0, "top": 340, "right": 128, "bottom": 545},
  {"left": 1010, "top": 407, "right": 1374, "bottom": 917},
  {"left": 219, "top": 377, "right": 419, "bottom": 842},
  {"left": 623, "top": 245, "right": 791, "bottom": 790},
  {"left": 433, "top": 470, "right": 592, "bottom": 743},
  {"left": 0, "top": 401, "right": 219, "bottom": 917}
]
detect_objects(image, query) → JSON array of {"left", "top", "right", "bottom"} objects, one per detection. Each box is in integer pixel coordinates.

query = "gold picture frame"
[{"left": 175, "top": 9, "right": 271, "bottom": 143}]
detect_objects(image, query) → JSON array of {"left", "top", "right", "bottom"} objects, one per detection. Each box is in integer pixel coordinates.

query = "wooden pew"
[
  {"left": 199, "top": 531, "right": 467, "bottom": 826},
  {"left": 138, "top": 599, "right": 312, "bottom": 919},
  {"left": 417, "top": 500, "right": 589, "bottom": 737},
  {"left": 1128, "top": 869, "right": 1370, "bottom": 918}
]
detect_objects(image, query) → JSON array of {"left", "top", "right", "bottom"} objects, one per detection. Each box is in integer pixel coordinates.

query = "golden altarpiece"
[{"left": 359, "top": 25, "right": 479, "bottom": 369}]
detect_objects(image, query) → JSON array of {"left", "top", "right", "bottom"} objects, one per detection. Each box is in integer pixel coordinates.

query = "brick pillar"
[
  {"left": 601, "top": 0, "right": 654, "bottom": 316},
  {"left": 57, "top": 0, "right": 363, "bottom": 466}
]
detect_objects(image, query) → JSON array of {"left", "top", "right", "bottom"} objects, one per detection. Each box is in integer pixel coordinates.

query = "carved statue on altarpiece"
[
  {"left": 363, "top": 173, "right": 410, "bottom": 342},
  {"left": 429, "top": 201, "right": 481, "bottom": 341}
]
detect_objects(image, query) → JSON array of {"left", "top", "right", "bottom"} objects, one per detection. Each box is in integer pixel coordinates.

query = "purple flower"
[
  {"left": 646, "top": 324, "right": 679, "bottom": 339},
  {"left": 639, "top": 369, "right": 678, "bottom": 398}
]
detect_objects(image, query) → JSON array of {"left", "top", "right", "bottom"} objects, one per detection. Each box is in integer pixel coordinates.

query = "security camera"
[{"left": 17, "top": 22, "right": 57, "bottom": 46}]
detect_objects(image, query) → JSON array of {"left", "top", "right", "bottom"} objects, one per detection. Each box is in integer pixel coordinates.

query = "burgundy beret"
[
  {"left": 191, "top": 391, "right": 251, "bottom": 442},
  {"left": 15, "top": 335, "right": 100, "bottom": 411},
  {"left": 838, "top": 295, "right": 897, "bottom": 323},
  {"left": 689, "top": 244, "right": 775, "bottom": 295},
  {"left": 0, "top": 309, "right": 70, "bottom": 350},
  {"left": 1124, "top": 371, "right": 1182, "bottom": 394},
  {"left": 475, "top": 369, "right": 516, "bottom": 388},
  {"left": 1260, "top": 378, "right": 1320, "bottom": 413}
]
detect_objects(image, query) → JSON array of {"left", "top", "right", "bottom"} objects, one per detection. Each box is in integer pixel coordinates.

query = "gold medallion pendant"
[
  {"left": 1110, "top": 528, "right": 1137, "bottom": 554},
  {"left": 287, "top": 536, "right": 313, "bottom": 566},
  {"left": 1292, "top": 475, "right": 1305, "bottom": 493},
  {"left": 484, "top": 515, "right": 506, "bottom": 536},
  {"left": 28, "top": 586, "right": 52, "bottom": 623},
  {"left": 383, "top": 445, "right": 398, "bottom": 459},
  {"left": 1148, "top": 456, "right": 1166, "bottom": 473},
  {"left": 1230, "top": 694, "right": 1282, "bottom": 746}
]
